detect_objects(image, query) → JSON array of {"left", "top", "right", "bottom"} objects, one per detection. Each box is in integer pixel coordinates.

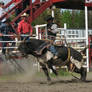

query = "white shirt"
[
  {"left": 0, "top": 7, "right": 6, "bottom": 22},
  {"left": 51, "top": 24, "right": 60, "bottom": 33}
]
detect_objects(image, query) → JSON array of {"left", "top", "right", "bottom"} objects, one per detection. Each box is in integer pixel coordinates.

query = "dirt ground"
[
  {"left": 0, "top": 73, "right": 92, "bottom": 92},
  {"left": 0, "top": 54, "right": 92, "bottom": 92}
]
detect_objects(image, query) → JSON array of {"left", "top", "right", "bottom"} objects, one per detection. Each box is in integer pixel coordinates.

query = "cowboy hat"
[
  {"left": 46, "top": 15, "right": 54, "bottom": 21},
  {"left": 21, "top": 13, "right": 29, "bottom": 17}
]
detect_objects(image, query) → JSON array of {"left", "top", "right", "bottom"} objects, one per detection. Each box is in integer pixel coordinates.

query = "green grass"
[
  {"left": 35, "top": 69, "right": 70, "bottom": 78},
  {"left": 50, "top": 69, "right": 70, "bottom": 77}
]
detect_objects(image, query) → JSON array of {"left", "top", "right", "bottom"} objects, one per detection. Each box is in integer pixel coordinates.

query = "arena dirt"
[
  {"left": 0, "top": 55, "right": 92, "bottom": 92},
  {"left": 0, "top": 74, "right": 92, "bottom": 92}
]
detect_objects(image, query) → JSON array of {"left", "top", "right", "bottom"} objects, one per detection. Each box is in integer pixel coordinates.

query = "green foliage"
[
  {"left": 61, "top": 10, "right": 72, "bottom": 28},
  {"left": 54, "top": 8, "right": 62, "bottom": 27},
  {"left": 32, "top": 9, "right": 51, "bottom": 26},
  {"left": 10, "top": 14, "right": 16, "bottom": 21},
  {"left": 32, "top": 8, "right": 62, "bottom": 27},
  {"left": 88, "top": 11, "right": 92, "bottom": 29},
  {"left": 61, "top": 10, "right": 85, "bottom": 29},
  {"left": 32, "top": 8, "right": 86, "bottom": 29}
]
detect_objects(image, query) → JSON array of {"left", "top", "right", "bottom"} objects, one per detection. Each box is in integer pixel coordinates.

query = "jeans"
[{"left": 49, "top": 45, "right": 57, "bottom": 55}]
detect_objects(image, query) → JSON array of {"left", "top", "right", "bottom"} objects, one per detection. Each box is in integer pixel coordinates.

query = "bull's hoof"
[{"left": 80, "top": 67, "right": 87, "bottom": 82}]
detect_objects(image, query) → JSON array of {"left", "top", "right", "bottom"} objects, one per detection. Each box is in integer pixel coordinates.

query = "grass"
[
  {"left": 50, "top": 69, "right": 70, "bottom": 77},
  {"left": 35, "top": 69, "right": 71, "bottom": 78}
]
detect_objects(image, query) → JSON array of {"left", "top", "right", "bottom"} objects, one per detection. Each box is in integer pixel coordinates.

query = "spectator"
[
  {"left": 0, "top": 19, "right": 16, "bottom": 54},
  {"left": 17, "top": 13, "right": 32, "bottom": 41},
  {"left": 0, "top": 1, "right": 6, "bottom": 24}
]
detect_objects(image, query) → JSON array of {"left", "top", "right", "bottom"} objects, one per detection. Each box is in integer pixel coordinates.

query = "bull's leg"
[
  {"left": 80, "top": 67, "right": 87, "bottom": 81},
  {"left": 47, "top": 60, "right": 58, "bottom": 76},
  {"left": 73, "top": 67, "right": 87, "bottom": 81},
  {"left": 40, "top": 62, "right": 51, "bottom": 81}
]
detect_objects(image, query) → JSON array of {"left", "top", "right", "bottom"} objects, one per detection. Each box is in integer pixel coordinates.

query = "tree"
[
  {"left": 32, "top": 9, "right": 51, "bottom": 26},
  {"left": 61, "top": 10, "right": 72, "bottom": 28},
  {"left": 61, "top": 10, "right": 85, "bottom": 29}
]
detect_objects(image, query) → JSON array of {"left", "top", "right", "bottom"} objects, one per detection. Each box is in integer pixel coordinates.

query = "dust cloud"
[{"left": 0, "top": 55, "right": 41, "bottom": 82}]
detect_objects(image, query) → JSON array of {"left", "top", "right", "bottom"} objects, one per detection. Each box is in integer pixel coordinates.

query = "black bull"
[{"left": 18, "top": 39, "right": 87, "bottom": 81}]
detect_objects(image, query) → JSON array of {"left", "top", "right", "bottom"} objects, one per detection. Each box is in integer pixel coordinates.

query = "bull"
[{"left": 18, "top": 39, "right": 87, "bottom": 82}]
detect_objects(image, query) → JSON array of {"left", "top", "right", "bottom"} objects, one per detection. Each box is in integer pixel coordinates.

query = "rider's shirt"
[{"left": 47, "top": 23, "right": 60, "bottom": 37}]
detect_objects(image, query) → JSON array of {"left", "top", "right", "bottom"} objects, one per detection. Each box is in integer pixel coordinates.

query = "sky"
[
  {"left": 3, "top": 0, "right": 11, "bottom": 4},
  {"left": 3, "top": 0, "right": 35, "bottom": 4}
]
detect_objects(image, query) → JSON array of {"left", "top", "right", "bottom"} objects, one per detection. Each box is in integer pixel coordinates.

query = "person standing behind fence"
[
  {"left": 0, "top": 19, "right": 16, "bottom": 54},
  {"left": 0, "top": 1, "right": 6, "bottom": 24},
  {"left": 17, "top": 13, "right": 32, "bottom": 41}
]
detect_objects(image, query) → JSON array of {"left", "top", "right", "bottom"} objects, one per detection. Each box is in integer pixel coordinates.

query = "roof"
[{"left": 53, "top": 0, "right": 92, "bottom": 10}]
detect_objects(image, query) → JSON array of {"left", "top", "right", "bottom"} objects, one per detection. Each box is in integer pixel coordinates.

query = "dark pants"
[{"left": 49, "top": 45, "right": 57, "bottom": 55}]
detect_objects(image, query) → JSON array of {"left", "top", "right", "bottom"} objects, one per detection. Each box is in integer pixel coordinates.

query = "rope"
[{"left": 67, "top": 47, "right": 71, "bottom": 61}]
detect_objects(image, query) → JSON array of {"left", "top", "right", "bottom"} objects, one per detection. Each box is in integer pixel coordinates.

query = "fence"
[
  {"left": 0, "top": 24, "right": 91, "bottom": 72},
  {"left": 35, "top": 24, "right": 92, "bottom": 72}
]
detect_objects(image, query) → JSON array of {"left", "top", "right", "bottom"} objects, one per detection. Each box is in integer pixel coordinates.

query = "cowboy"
[
  {"left": 17, "top": 13, "right": 32, "bottom": 41},
  {"left": 46, "top": 15, "right": 60, "bottom": 59}
]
